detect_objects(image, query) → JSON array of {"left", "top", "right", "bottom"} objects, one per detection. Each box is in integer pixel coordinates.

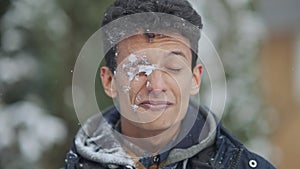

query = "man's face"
[{"left": 101, "top": 33, "right": 202, "bottom": 133}]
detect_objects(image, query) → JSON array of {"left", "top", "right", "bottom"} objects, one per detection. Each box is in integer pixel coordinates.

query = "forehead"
[{"left": 116, "top": 33, "right": 192, "bottom": 62}]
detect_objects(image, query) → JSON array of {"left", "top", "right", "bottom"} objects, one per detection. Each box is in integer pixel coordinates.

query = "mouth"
[{"left": 139, "top": 100, "right": 173, "bottom": 111}]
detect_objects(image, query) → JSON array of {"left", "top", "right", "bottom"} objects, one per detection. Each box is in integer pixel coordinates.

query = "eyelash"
[
  {"left": 171, "top": 51, "right": 184, "bottom": 56},
  {"left": 166, "top": 67, "right": 182, "bottom": 73}
]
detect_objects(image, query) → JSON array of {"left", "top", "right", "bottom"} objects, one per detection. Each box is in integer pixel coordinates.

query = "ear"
[
  {"left": 190, "top": 64, "right": 203, "bottom": 95},
  {"left": 100, "top": 66, "right": 117, "bottom": 98}
]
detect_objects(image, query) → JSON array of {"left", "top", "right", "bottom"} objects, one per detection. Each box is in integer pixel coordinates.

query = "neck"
[{"left": 120, "top": 116, "right": 181, "bottom": 153}]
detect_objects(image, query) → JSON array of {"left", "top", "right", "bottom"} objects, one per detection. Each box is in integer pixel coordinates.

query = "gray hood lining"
[
  {"left": 75, "top": 114, "right": 134, "bottom": 167},
  {"left": 164, "top": 109, "right": 217, "bottom": 166},
  {"left": 74, "top": 105, "right": 217, "bottom": 168}
]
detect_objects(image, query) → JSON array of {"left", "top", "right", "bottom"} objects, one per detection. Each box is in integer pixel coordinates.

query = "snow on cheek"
[
  {"left": 121, "top": 64, "right": 135, "bottom": 81},
  {"left": 121, "top": 54, "right": 138, "bottom": 81},
  {"left": 127, "top": 71, "right": 134, "bottom": 81},
  {"left": 136, "top": 95, "right": 142, "bottom": 102},
  {"left": 119, "top": 55, "right": 157, "bottom": 94},
  {"left": 131, "top": 104, "right": 138, "bottom": 112},
  {"left": 122, "top": 86, "right": 131, "bottom": 92},
  {"left": 146, "top": 81, "right": 150, "bottom": 88}
]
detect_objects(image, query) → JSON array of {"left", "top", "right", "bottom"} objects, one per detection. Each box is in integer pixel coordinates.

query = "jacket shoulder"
[{"left": 213, "top": 125, "right": 276, "bottom": 169}]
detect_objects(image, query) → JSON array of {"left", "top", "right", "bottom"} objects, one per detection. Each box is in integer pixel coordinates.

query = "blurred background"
[{"left": 0, "top": 0, "right": 299, "bottom": 168}]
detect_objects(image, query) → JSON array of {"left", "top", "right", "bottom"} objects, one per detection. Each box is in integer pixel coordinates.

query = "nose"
[{"left": 146, "top": 69, "right": 167, "bottom": 93}]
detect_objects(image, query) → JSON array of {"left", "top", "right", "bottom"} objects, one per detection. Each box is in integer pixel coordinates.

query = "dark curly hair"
[{"left": 102, "top": 0, "right": 203, "bottom": 72}]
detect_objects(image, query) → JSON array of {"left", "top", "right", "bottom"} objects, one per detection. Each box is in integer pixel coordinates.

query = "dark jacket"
[{"left": 64, "top": 105, "right": 276, "bottom": 169}]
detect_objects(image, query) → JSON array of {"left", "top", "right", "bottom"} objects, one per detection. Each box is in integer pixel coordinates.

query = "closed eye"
[
  {"left": 170, "top": 51, "right": 186, "bottom": 59},
  {"left": 166, "top": 67, "right": 182, "bottom": 73}
]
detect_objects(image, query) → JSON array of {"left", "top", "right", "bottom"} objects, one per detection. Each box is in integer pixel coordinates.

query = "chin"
[{"left": 138, "top": 118, "right": 177, "bottom": 133}]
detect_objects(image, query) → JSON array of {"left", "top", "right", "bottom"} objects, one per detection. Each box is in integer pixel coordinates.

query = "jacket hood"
[{"left": 74, "top": 103, "right": 217, "bottom": 168}]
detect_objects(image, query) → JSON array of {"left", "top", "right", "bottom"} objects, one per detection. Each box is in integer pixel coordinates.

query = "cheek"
[
  {"left": 129, "top": 77, "right": 147, "bottom": 98},
  {"left": 172, "top": 75, "right": 193, "bottom": 96}
]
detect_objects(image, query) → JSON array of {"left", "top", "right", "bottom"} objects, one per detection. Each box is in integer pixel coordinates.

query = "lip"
[{"left": 139, "top": 101, "right": 173, "bottom": 111}]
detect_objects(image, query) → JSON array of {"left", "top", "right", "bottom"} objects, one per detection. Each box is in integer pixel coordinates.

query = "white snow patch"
[
  {"left": 122, "top": 86, "right": 131, "bottom": 92},
  {"left": 138, "top": 65, "right": 157, "bottom": 76},
  {"left": 128, "top": 54, "right": 137, "bottom": 63},
  {"left": 127, "top": 71, "right": 134, "bottom": 81},
  {"left": 146, "top": 81, "right": 151, "bottom": 88},
  {"left": 131, "top": 105, "right": 139, "bottom": 112}
]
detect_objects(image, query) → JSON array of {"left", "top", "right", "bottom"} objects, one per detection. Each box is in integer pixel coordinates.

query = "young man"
[{"left": 64, "top": 0, "right": 276, "bottom": 168}]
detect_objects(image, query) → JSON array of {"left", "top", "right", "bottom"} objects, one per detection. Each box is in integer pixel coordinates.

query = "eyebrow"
[{"left": 169, "top": 50, "right": 188, "bottom": 59}]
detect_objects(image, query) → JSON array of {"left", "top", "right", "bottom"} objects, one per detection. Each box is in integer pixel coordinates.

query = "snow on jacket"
[{"left": 64, "top": 104, "right": 276, "bottom": 169}]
